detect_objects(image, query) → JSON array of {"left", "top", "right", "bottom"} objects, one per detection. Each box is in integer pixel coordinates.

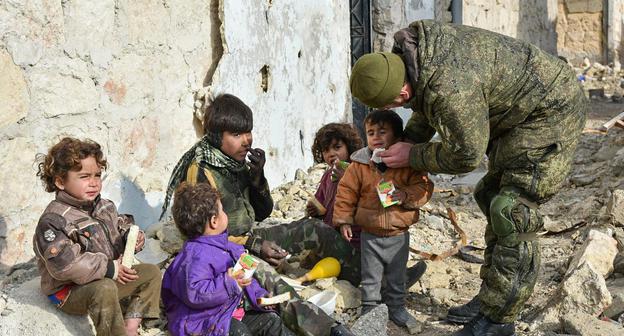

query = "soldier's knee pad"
[{"left": 490, "top": 189, "right": 540, "bottom": 238}]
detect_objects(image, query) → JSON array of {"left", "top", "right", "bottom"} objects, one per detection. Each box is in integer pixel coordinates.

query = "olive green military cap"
[{"left": 350, "top": 52, "right": 406, "bottom": 108}]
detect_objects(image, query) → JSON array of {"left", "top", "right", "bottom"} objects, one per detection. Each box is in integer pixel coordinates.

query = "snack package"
[
  {"left": 330, "top": 160, "right": 350, "bottom": 182},
  {"left": 232, "top": 253, "right": 259, "bottom": 280},
  {"left": 377, "top": 180, "right": 400, "bottom": 208}
]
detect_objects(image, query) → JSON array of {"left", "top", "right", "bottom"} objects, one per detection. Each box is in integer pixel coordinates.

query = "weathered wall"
[
  {"left": 371, "top": 0, "right": 435, "bottom": 52},
  {"left": 0, "top": 0, "right": 351, "bottom": 269},
  {"left": 556, "top": 0, "right": 605, "bottom": 63},
  {"left": 462, "top": 0, "right": 558, "bottom": 54},
  {"left": 607, "top": 0, "right": 624, "bottom": 66},
  {"left": 200, "top": 0, "right": 351, "bottom": 185}
]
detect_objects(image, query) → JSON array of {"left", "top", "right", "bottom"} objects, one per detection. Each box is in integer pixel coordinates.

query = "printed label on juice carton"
[{"left": 377, "top": 180, "right": 400, "bottom": 208}]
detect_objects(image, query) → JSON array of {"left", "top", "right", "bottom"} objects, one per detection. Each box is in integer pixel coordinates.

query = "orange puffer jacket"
[{"left": 333, "top": 147, "right": 433, "bottom": 237}]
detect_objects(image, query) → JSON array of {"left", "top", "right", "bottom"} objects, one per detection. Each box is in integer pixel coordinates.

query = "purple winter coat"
[{"left": 162, "top": 232, "right": 268, "bottom": 336}]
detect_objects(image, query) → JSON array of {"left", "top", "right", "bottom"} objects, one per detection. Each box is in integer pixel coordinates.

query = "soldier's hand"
[
  {"left": 378, "top": 142, "right": 413, "bottom": 168},
  {"left": 306, "top": 200, "right": 320, "bottom": 217},
  {"left": 260, "top": 240, "right": 289, "bottom": 266},
  {"left": 227, "top": 268, "right": 252, "bottom": 288},
  {"left": 115, "top": 258, "right": 139, "bottom": 285},
  {"left": 340, "top": 224, "right": 352, "bottom": 242}
]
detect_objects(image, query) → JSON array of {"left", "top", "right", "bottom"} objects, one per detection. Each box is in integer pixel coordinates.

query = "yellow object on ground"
[{"left": 296, "top": 257, "right": 341, "bottom": 282}]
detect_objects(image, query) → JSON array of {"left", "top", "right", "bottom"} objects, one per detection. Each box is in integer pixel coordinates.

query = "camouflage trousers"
[
  {"left": 475, "top": 88, "right": 587, "bottom": 323},
  {"left": 59, "top": 264, "right": 162, "bottom": 336},
  {"left": 250, "top": 218, "right": 361, "bottom": 336},
  {"left": 252, "top": 218, "right": 361, "bottom": 286},
  {"left": 254, "top": 261, "right": 335, "bottom": 336}
]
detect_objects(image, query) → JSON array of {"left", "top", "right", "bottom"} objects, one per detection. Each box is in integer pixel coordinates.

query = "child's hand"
[
  {"left": 306, "top": 200, "right": 320, "bottom": 217},
  {"left": 340, "top": 224, "right": 352, "bottom": 242},
  {"left": 228, "top": 268, "right": 252, "bottom": 288},
  {"left": 247, "top": 148, "right": 266, "bottom": 186},
  {"left": 115, "top": 258, "right": 139, "bottom": 285},
  {"left": 134, "top": 230, "right": 145, "bottom": 252},
  {"left": 389, "top": 189, "right": 407, "bottom": 204}
]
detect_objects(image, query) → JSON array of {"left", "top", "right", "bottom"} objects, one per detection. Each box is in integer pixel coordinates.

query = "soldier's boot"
[
  {"left": 451, "top": 314, "right": 515, "bottom": 336},
  {"left": 405, "top": 261, "right": 427, "bottom": 289},
  {"left": 447, "top": 296, "right": 481, "bottom": 324},
  {"left": 330, "top": 323, "right": 355, "bottom": 336},
  {"left": 388, "top": 305, "right": 421, "bottom": 334}
]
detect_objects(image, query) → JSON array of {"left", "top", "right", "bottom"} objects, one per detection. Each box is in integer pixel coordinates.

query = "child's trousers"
[
  {"left": 59, "top": 263, "right": 162, "bottom": 336},
  {"left": 229, "top": 311, "right": 295, "bottom": 336},
  {"left": 360, "top": 231, "right": 409, "bottom": 307}
]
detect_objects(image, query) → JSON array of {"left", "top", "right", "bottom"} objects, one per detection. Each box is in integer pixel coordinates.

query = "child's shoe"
[
  {"left": 360, "top": 304, "right": 378, "bottom": 316},
  {"left": 388, "top": 305, "right": 422, "bottom": 334},
  {"left": 330, "top": 323, "right": 355, "bottom": 336}
]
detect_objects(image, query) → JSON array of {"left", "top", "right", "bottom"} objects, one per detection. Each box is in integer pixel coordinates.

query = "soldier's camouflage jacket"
[{"left": 396, "top": 20, "right": 584, "bottom": 174}]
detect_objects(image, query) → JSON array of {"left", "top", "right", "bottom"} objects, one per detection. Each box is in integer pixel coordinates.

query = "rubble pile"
[
  {"left": 0, "top": 103, "right": 623, "bottom": 335},
  {"left": 575, "top": 59, "right": 624, "bottom": 102}
]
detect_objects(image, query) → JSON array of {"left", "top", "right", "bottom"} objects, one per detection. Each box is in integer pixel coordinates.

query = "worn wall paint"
[
  {"left": 0, "top": 0, "right": 351, "bottom": 268},
  {"left": 371, "top": 0, "right": 436, "bottom": 52},
  {"left": 462, "top": 0, "right": 558, "bottom": 54},
  {"left": 203, "top": 0, "right": 351, "bottom": 186}
]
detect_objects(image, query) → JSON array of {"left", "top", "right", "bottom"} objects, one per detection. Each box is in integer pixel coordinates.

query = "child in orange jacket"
[{"left": 333, "top": 110, "right": 433, "bottom": 332}]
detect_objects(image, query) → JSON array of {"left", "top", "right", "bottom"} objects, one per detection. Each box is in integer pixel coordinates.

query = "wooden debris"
[{"left": 583, "top": 111, "right": 624, "bottom": 134}]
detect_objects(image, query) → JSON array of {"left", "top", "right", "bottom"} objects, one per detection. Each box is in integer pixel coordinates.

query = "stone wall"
[
  {"left": 0, "top": 0, "right": 350, "bottom": 269},
  {"left": 556, "top": 0, "right": 605, "bottom": 63}
]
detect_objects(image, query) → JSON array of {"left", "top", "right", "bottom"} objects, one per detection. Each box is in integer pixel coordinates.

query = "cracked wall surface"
[
  {"left": 0, "top": 0, "right": 351, "bottom": 269},
  {"left": 0, "top": 0, "right": 224, "bottom": 268},
  {"left": 204, "top": 0, "right": 351, "bottom": 186}
]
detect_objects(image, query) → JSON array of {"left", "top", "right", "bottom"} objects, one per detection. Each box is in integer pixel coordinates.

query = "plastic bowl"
[{"left": 306, "top": 290, "right": 337, "bottom": 315}]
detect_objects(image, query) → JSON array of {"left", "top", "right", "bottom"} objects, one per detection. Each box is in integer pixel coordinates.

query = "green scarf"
[{"left": 160, "top": 136, "right": 246, "bottom": 219}]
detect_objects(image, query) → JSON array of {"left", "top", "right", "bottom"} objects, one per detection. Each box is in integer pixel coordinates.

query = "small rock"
[
  {"left": 294, "top": 169, "right": 307, "bottom": 181},
  {"left": 531, "top": 262, "right": 612, "bottom": 331},
  {"left": 315, "top": 277, "right": 337, "bottom": 290},
  {"left": 566, "top": 229, "right": 618, "bottom": 278},
  {"left": 159, "top": 220, "right": 185, "bottom": 255},
  {"left": 607, "top": 189, "right": 624, "bottom": 226},
  {"left": 332, "top": 280, "right": 361, "bottom": 309},
  {"left": 135, "top": 238, "right": 169, "bottom": 266},
  {"left": 569, "top": 173, "right": 597, "bottom": 187},
  {"left": 351, "top": 304, "right": 388, "bottom": 336},
  {"left": 562, "top": 312, "right": 624, "bottom": 335},
  {"left": 429, "top": 288, "right": 456, "bottom": 306},
  {"left": 604, "top": 278, "right": 624, "bottom": 318},
  {"left": 424, "top": 215, "right": 445, "bottom": 231}
]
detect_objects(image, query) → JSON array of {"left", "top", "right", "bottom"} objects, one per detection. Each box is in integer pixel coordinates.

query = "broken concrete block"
[
  {"left": 159, "top": 219, "right": 185, "bottom": 255},
  {"left": 531, "top": 262, "right": 612, "bottom": 331},
  {"left": 562, "top": 312, "right": 624, "bottom": 335},
  {"left": 607, "top": 189, "right": 624, "bottom": 226},
  {"left": 351, "top": 304, "right": 388, "bottom": 336},
  {"left": 604, "top": 278, "right": 624, "bottom": 318},
  {"left": 0, "top": 278, "right": 95, "bottom": 335},
  {"left": 566, "top": 229, "right": 618, "bottom": 278},
  {"left": 135, "top": 238, "right": 170, "bottom": 266}
]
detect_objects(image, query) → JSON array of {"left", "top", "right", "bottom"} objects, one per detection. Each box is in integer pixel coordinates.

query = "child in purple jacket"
[
  {"left": 306, "top": 123, "right": 362, "bottom": 248},
  {"left": 162, "top": 182, "right": 294, "bottom": 336}
]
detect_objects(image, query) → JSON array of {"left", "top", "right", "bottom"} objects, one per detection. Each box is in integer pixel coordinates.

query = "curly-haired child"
[
  {"left": 307, "top": 123, "right": 363, "bottom": 247},
  {"left": 162, "top": 182, "right": 294, "bottom": 336},
  {"left": 33, "top": 137, "right": 161, "bottom": 336}
]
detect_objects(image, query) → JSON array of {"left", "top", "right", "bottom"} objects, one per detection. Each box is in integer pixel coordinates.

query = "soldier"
[{"left": 349, "top": 20, "right": 587, "bottom": 336}]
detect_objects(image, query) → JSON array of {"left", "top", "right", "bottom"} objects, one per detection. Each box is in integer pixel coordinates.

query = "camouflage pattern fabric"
[
  {"left": 392, "top": 20, "right": 588, "bottom": 322},
  {"left": 254, "top": 260, "right": 335, "bottom": 336},
  {"left": 252, "top": 218, "right": 361, "bottom": 286}
]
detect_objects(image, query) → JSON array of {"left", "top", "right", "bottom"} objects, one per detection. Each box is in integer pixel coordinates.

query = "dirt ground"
[{"left": 382, "top": 99, "right": 624, "bottom": 336}]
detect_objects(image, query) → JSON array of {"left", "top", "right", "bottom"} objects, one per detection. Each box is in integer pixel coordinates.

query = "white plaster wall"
[
  {"left": 0, "top": 0, "right": 353, "bottom": 268},
  {"left": 462, "top": 0, "right": 558, "bottom": 54},
  {"left": 205, "top": 0, "right": 351, "bottom": 186},
  {"left": 608, "top": 0, "right": 624, "bottom": 66}
]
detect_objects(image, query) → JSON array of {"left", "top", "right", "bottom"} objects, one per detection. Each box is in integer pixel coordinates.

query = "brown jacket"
[
  {"left": 33, "top": 191, "right": 134, "bottom": 295},
  {"left": 333, "top": 147, "right": 433, "bottom": 237}
]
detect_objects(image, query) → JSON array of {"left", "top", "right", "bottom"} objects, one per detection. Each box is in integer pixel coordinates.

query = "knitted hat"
[{"left": 350, "top": 52, "right": 406, "bottom": 108}]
